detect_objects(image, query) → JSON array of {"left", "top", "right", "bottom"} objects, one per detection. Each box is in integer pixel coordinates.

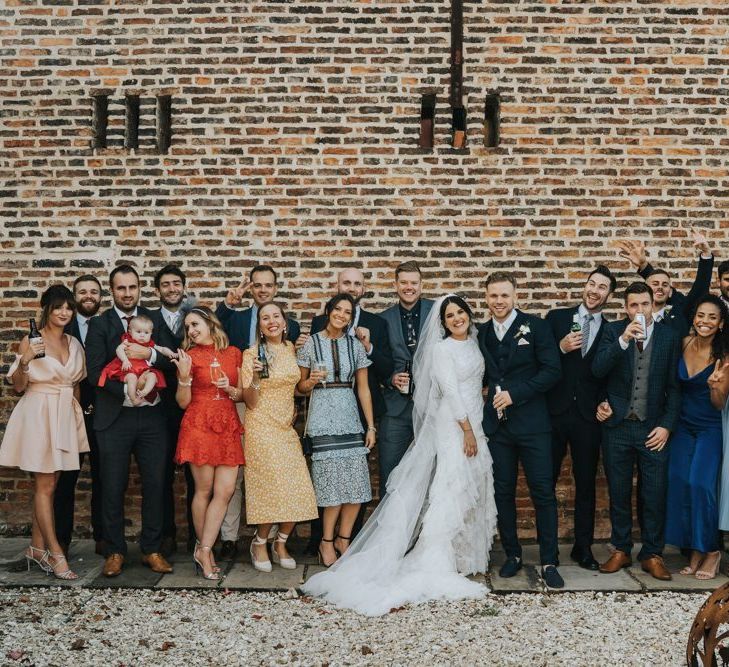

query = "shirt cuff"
[
  {"left": 149, "top": 348, "right": 157, "bottom": 365},
  {"left": 618, "top": 336, "right": 629, "bottom": 351},
  {"left": 366, "top": 342, "right": 374, "bottom": 357}
]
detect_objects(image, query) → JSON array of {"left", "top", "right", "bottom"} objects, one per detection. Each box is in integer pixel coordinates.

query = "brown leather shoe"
[
  {"left": 141, "top": 552, "right": 173, "bottom": 574},
  {"left": 599, "top": 550, "right": 632, "bottom": 573},
  {"left": 103, "top": 553, "right": 124, "bottom": 577},
  {"left": 641, "top": 555, "right": 672, "bottom": 581}
]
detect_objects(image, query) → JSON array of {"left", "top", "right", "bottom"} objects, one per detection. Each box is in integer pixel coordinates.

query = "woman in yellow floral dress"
[{"left": 241, "top": 302, "right": 318, "bottom": 572}]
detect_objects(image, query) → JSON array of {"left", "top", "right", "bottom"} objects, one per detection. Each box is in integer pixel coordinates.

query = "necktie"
[
  {"left": 171, "top": 313, "right": 182, "bottom": 337},
  {"left": 637, "top": 340, "right": 644, "bottom": 353},
  {"left": 123, "top": 315, "right": 133, "bottom": 332},
  {"left": 404, "top": 311, "right": 417, "bottom": 352},
  {"left": 581, "top": 315, "right": 593, "bottom": 357},
  {"left": 495, "top": 322, "right": 504, "bottom": 341}
]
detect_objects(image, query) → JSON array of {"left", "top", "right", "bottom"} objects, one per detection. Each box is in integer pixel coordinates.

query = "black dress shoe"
[
  {"left": 498, "top": 556, "right": 523, "bottom": 578},
  {"left": 570, "top": 548, "right": 599, "bottom": 571},
  {"left": 160, "top": 536, "right": 177, "bottom": 558},
  {"left": 541, "top": 565, "right": 565, "bottom": 589},
  {"left": 218, "top": 540, "right": 238, "bottom": 560}
]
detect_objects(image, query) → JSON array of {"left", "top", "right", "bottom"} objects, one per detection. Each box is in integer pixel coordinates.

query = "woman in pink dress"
[
  {"left": 0, "top": 285, "right": 89, "bottom": 580},
  {"left": 173, "top": 306, "right": 244, "bottom": 580}
]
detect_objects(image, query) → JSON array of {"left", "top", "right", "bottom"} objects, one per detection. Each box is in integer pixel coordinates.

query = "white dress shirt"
[
  {"left": 492, "top": 309, "right": 518, "bottom": 341},
  {"left": 618, "top": 319, "right": 655, "bottom": 350},
  {"left": 76, "top": 314, "right": 91, "bottom": 346}
]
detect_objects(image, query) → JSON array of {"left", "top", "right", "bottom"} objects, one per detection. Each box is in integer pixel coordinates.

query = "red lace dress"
[{"left": 175, "top": 344, "right": 245, "bottom": 467}]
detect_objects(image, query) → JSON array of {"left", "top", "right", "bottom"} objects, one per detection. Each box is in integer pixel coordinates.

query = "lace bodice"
[{"left": 431, "top": 337, "right": 485, "bottom": 422}]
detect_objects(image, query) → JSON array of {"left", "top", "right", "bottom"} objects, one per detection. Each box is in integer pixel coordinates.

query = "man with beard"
[
  {"left": 378, "top": 261, "right": 433, "bottom": 496},
  {"left": 215, "top": 264, "right": 302, "bottom": 560},
  {"left": 86, "top": 265, "right": 175, "bottom": 577},
  {"left": 53, "top": 275, "right": 105, "bottom": 558},
  {"left": 717, "top": 260, "right": 729, "bottom": 310},
  {"left": 306, "top": 268, "right": 393, "bottom": 550},
  {"left": 615, "top": 231, "right": 713, "bottom": 336},
  {"left": 546, "top": 265, "right": 616, "bottom": 571},
  {"left": 149, "top": 265, "right": 195, "bottom": 555}
]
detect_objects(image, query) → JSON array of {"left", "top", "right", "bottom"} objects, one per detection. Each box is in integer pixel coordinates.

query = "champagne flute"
[
  {"left": 313, "top": 361, "right": 328, "bottom": 389},
  {"left": 210, "top": 357, "right": 225, "bottom": 401}
]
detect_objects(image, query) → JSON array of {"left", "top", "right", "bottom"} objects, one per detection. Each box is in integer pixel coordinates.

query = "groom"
[{"left": 478, "top": 272, "right": 564, "bottom": 588}]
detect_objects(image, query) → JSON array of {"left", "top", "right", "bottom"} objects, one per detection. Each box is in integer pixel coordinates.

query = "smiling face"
[
  {"left": 645, "top": 272, "right": 670, "bottom": 309},
  {"left": 327, "top": 299, "right": 353, "bottom": 332},
  {"left": 259, "top": 303, "right": 286, "bottom": 343},
  {"left": 250, "top": 269, "right": 277, "bottom": 307},
  {"left": 74, "top": 280, "right": 102, "bottom": 318},
  {"left": 693, "top": 302, "right": 723, "bottom": 340},
  {"left": 395, "top": 271, "right": 422, "bottom": 308},
  {"left": 337, "top": 269, "right": 365, "bottom": 304},
  {"left": 156, "top": 272, "right": 185, "bottom": 310},
  {"left": 184, "top": 312, "right": 212, "bottom": 346},
  {"left": 486, "top": 280, "right": 516, "bottom": 322},
  {"left": 48, "top": 301, "right": 75, "bottom": 329},
  {"left": 582, "top": 273, "right": 612, "bottom": 312},
  {"left": 111, "top": 271, "right": 140, "bottom": 314},
  {"left": 443, "top": 302, "right": 471, "bottom": 339}
]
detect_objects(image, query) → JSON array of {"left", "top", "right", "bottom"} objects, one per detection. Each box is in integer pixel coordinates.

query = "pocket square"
[{"left": 517, "top": 338, "right": 530, "bottom": 346}]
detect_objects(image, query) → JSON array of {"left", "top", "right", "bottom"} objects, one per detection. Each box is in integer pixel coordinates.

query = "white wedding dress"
[{"left": 302, "top": 296, "right": 498, "bottom": 616}]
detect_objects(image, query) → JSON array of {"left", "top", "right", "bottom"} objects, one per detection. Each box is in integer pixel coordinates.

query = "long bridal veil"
[{"left": 302, "top": 295, "right": 493, "bottom": 616}]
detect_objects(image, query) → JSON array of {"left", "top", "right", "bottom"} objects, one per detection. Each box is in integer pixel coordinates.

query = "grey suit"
[{"left": 377, "top": 298, "right": 434, "bottom": 495}]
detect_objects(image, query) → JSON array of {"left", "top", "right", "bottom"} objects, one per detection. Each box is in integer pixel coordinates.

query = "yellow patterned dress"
[{"left": 241, "top": 342, "right": 318, "bottom": 525}]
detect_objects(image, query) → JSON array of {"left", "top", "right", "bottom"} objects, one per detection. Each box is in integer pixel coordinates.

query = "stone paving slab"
[{"left": 1, "top": 539, "right": 727, "bottom": 594}]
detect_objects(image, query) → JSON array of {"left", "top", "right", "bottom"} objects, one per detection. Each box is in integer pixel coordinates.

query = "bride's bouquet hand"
[{"left": 463, "top": 430, "right": 477, "bottom": 457}]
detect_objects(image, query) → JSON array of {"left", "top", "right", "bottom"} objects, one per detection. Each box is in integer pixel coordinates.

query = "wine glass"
[
  {"left": 210, "top": 357, "right": 225, "bottom": 400},
  {"left": 313, "top": 361, "right": 328, "bottom": 389}
]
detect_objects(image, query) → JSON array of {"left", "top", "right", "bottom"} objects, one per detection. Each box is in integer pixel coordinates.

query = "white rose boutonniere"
[{"left": 515, "top": 323, "right": 531, "bottom": 339}]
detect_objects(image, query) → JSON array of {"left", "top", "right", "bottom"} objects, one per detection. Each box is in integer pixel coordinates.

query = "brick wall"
[{"left": 1, "top": 0, "right": 728, "bottom": 541}]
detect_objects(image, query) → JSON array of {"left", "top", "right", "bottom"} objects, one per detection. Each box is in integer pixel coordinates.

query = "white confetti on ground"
[{"left": 0, "top": 588, "right": 707, "bottom": 665}]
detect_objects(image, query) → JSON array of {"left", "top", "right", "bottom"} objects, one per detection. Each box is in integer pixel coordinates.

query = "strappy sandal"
[
  {"left": 318, "top": 538, "right": 337, "bottom": 568},
  {"left": 48, "top": 552, "right": 78, "bottom": 580},
  {"left": 272, "top": 531, "right": 296, "bottom": 570}
]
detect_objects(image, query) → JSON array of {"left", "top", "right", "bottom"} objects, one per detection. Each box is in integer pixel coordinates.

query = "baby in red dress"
[{"left": 98, "top": 314, "right": 177, "bottom": 406}]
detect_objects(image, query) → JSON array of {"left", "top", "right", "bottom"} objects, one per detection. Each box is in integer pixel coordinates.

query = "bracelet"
[
  {"left": 229, "top": 389, "right": 239, "bottom": 400},
  {"left": 367, "top": 426, "right": 376, "bottom": 433},
  {"left": 250, "top": 382, "right": 260, "bottom": 391},
  {"left": 178, "top": 378, "right": 192, "bottom": 387}
]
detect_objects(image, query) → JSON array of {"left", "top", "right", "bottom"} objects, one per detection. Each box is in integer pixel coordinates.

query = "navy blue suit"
[
  {"left": 477, "top": 310, "right": 562, "bottom": 565},
  {"left": 54, "top": 316, "right": 103, "bottom": 547},
  {"left": 592, "top": 319, "right": 681, "bottom": 560},
  {"left": 545, "top": 306, "right": 608, "bottom": 553}
]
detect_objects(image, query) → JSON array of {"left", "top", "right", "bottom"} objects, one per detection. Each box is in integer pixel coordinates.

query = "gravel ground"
[{"left": 0, "top": 588, "right": 705, "bottom": 666}]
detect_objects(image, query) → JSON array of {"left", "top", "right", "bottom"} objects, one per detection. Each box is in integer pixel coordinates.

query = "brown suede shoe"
[
  {"left": 599, "top": 550, "right": 632, "bottom": 573},
  {"left": 141, "top": 552, "right": 173, "bottom": 574},
  {"left": 641, "top": 555, "right": 672, "bottom": 581},
  {"left": 103, "top": 553, "right": 125, "bottom": 577}
]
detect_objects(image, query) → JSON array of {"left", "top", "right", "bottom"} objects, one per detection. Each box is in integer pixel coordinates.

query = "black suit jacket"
[
  {"left": 478, "top": 310, "right": 562, "bottom": 436},
  {"left": 545, "top": 306, "right": 608, "bottom": 422},
  {"left": 638, "top": 254, "right": 714, "bottom": 336},
  {"left": 592, "top": 319, "right": 681, "bottom": 432},
  {"left": 147, "top": 309, "right": 185, "bottom": 418},
  {"left": 311, "top": 309, "right": 393, "bottom": 419},
  {"left": 85, "top": 306, "right": 174, "bottom": 432},
  {"left": 215, "top": 302, "right": 300, "bottom": 351},
  {"left": 64, "top": 317, "right": 95, "bottom": 413}
]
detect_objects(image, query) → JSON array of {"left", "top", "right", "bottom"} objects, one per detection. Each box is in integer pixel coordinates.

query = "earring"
[{"left": 283, "top": 327, "right": 287, "bottom": 336}]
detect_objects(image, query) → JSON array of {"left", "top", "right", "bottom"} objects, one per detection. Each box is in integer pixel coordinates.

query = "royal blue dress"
[{"left": 665, "top": 358, "right": 722, "bottom": 552}]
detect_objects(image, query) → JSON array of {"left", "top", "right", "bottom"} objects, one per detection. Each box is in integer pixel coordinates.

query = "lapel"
[
  {"left": 108, "top": 307, "right": 125, "bottom": 339},
  {"left": 66, "top": 318, "right": 82, "bottom": 346},
  {"left": 479, "top": 320, "right": 498, "bottom": 370},
  {"left": 647, "top": 322, "right": 664, "bottom": 380},
  {"left": 503, "top": 310, "right": 524, "bottom": 369},
  {"left": 241, "top": 307, "right": 253, "bottom": 347},
  {"left": 618, "top": 319, "right": 635, "bottom": 377}
]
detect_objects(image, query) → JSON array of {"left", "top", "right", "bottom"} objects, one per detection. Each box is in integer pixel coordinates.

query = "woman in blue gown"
[{"left": 666, "top": 294, "right": 729, "bottom": 580}]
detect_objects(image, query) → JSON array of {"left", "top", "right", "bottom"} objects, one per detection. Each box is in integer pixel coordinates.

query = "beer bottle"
[
  {"left": 257, "top": 339, "right": 269, "bottom": 379},
  {"left": 495, "top": 384, "right": 507, "bottom": 422},
  {"left": 571, "top": 313, "right": 582, "bottom": 333},
  {"left": 401, "top": 360, "right": 413, "bottom": 397},
  {"left": 29, "top": 318, "right": 45, "bottom": 359}
]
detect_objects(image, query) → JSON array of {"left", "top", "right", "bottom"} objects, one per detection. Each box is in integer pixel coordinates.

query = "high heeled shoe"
[
  {"left": 25, "top": 546, "right": 51, "bottom": 574},
  {"left": 334, "top": 533, "right": 351, "bottom": 557},
  {"left": 47, "top": 552, "right": 78, "bottom": 580},
  {"left": 271, "top": 531, "right": 296, "bottom": 570},
  {"left": 696, "top": 551, "right": 722, "bottom": 580},
  {"left": 250, "top": 534, "right": 272, "bottom": 573},
  {"left": 195, "top": 540, "right": 221, "bottom": 573},
  {"left": 193, "top": 545, "right": 221, "bottom": 581},
  {"left": 317, "top": 537, "right": 337, "bottom": 568}
]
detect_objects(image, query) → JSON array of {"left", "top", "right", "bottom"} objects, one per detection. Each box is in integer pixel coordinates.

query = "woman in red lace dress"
[{"left": 174, "top": 306, "right": 244, "bottom": 580}]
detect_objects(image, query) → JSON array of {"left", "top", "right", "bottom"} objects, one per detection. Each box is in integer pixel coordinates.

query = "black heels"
[{"left": 317, "top": 538, "right": 337, "bottom": 568}]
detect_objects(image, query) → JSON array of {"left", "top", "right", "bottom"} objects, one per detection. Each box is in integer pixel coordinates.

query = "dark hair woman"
[
  {"left": 0, "top": 285, "right": 89, "bottom": 579},
  {"left": 666, "top": 294, "right": 729, "bottom": 580},
  {"left": 296, "top": 293, "right": 376, "bottom": 567}
]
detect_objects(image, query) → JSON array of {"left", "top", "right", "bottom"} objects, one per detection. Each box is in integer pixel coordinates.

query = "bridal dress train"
[{"left": 303, "top": 297, "right": 497, "bottom": 616}]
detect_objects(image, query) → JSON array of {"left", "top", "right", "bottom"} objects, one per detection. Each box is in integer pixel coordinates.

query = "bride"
[{"left": 302, "top": 294, "right": 497, "bottom": 616}]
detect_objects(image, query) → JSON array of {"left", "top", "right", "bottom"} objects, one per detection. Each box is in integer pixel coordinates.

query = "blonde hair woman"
[{"left": 173, "top": 306, "right": 244, "bottom": 580}]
